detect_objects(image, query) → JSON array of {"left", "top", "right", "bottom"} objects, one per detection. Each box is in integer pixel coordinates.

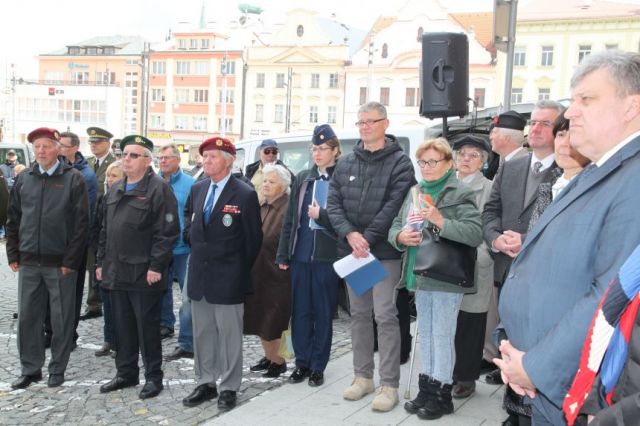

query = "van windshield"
[{"left": 252, "top": 137, "right": 411, "bottom": 175}]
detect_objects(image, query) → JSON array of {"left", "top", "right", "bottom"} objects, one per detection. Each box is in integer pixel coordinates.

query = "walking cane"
[{"left": 404, "top": 319, "right": 419, "bottom": 400}]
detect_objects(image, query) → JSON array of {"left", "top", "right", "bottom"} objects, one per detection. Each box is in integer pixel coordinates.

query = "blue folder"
[{"left": 333, "top": 253, "right": 389, "bottom": 297}]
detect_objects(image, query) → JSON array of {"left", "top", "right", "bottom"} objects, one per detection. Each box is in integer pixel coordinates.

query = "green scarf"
[{"left": 405, "top": 168, "right": 453, "bottom": 290}]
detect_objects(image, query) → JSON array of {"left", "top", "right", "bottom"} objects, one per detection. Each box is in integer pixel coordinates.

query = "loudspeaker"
[{"left": 420, "top": 32, "right": 469, "bottom": 119}]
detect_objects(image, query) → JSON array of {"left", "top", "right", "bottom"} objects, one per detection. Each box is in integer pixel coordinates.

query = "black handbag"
[{"left": 412, "top": 225, "right": 476, "bottom": 288}]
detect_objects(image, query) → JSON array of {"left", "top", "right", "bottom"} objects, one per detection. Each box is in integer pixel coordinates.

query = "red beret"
[
  {"left": 199, "top": 137, "right": 236, "bottom": 156},
  {"left": 27, "top": 127, "right": 60, "bottom": 143}
]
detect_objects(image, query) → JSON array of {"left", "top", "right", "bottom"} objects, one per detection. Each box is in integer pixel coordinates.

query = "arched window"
[
  {"left": 297, "top": 25, "right": 304, "bottom": 37},
  {"left": 381, "top": 43, "right": 388, "bottom": 59},
  {"left": 417, "top": 27, "right": 424, "bottom": 42}
]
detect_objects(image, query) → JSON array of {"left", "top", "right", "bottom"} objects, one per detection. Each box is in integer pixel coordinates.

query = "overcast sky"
[{"left": 0, "top": 0, "right": 496, "bottom": 80}]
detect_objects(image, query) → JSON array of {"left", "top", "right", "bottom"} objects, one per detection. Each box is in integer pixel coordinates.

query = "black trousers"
[
  {"left": 110, "top": 288, "right": 163, "bottom": 383},
  {"left": 453, "top": 310, "right": 487, "bottom": 382}
]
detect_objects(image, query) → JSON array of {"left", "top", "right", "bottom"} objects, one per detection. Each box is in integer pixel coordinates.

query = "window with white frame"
[
  {"left": 380, "top": 87, "right": 390, "bottom": 106},
  {"left": 194, "top": 61, "right": 209, "bottom": 75},
  {"left": 578, "top": 45, "right": 591, "bottom": 63},
  {"left": 175, "top": 89, "right": 189, "bottom": 103},
  {"left": 276, "top": 73, "right": 285, "bottom": 88},
  {"left": 221, "top": 61, "right": 235, "bottom": 75},
  {"left": 218, "top": 89, "right": 234, "bottom": 103},
  {"left": 514, "top": 47, "right": 526, "bottom": 66},
  {"left": 194, "top": 89, "right": 208, "bottom": 103},
  {"left": 255, "top": 104, "right": 264, "bottom": 122},
  {"left": 405, "top": 88, "right": 419, "bottom": 107},
  {"left": 309, "top": 106, "right": 318, "bottom": 123},
  {"left": 359, "top": 87, "right": 367, "bottom": 105},
  {"left": 190, "top": 39, "right": 198, "bottom": 49},
  {"left": 72, "top": 72, "right": 90, "bottom": 84},
  {"left": 193, "top": 116, "right": 207, "bottom": 131},
  {"left": 152, "top": 61, "right": 166, "bottom": 75},
  {"left": 176, "top": 61, "right": 191, "bottom": 75},
  {"left": 327, "top": 106, "right": 337, "bottom": 124},
  {"left": 150, "top": 115, "right": 164, "bottom": 128},
  {"left": 256, "top": 73, "right": 265, "bottom": 88},
  {"left": 178, "top": 39, "right": 187, "bottom": 49},
  {"left": 174, "top": 116, "right": 188, "bottom": 129},
  {"left": 511, "top": 88, "right": 523, "bottom": 104},
  {"left": 541, "top": 46, "right": 554, "bottom": 66},
  {"left": 151, "top": 88, "right": 165, "bottom": 102},
  {"left": 310, "top": 73, "right": 320, "bottom": 88},
  {"left": 201, "top": 39, "right": 210, "bottom": 49},
  {"left": 538, "top": 88, "right": 551, "bottom": 101},
  {"left": 96, "top": 71, "right": 116, "bottom": 85},
  {"left": 274, "top": 104, "right": 284, "bottom": 122},
  {"left": 329, "top": 73, "right": 339, "bottom": 89},
  {"left": 218, "top": 118, "right": 233, "bottom": 131}
]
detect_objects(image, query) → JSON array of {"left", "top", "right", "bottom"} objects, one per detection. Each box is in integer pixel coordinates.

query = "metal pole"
[
  {"left": 404, "top": 318, "right": 419, "bottom": 400},
  {"left": 141, "top": 42, "right": 151, "bottom": 137},
  {"left": 366, "top": 36, "right": 374, "bottom": 103},
  {"left": 11, "top": 64, "right": 16, "bottom": 142},
  {"left": 285, "top": 67, "right": 292, "bottom": 133},
  {"left": 502, "top": 0, "right": 518, "bottom": 110},
  {"left": 221, "top": 55, "right": 228, "bottom": 137}
]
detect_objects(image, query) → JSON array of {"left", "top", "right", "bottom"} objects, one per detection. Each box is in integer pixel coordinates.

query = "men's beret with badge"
[
  {"left": 120, "top": 134, "right": 154, "bottom": 152},
  {"left": 27, "top": 127, "right": 60, "bottom": 143},
  {"left": 199, "top": 137, "right": 236, "bottom": 156}
]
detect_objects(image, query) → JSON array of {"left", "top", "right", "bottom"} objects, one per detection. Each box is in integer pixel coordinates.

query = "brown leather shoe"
[{"left": 452, "top": 381, "right": 475, "bottom": 399}]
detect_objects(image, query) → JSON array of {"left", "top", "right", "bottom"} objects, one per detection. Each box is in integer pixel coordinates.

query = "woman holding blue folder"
[{"left": 276, "top": 124, "right": 341, "bottom": 387}]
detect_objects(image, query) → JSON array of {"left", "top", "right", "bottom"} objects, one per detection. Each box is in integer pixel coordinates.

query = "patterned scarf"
[{"left": 563, "top": 244, "right": 640, "bottom": 425}]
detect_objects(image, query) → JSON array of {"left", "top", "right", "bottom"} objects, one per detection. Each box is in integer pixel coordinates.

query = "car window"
[
  {"left": 254, "top": 137, "right": 411, "bottom": 176},
  {"left": 0, "top": 148, "right": 28, "bottom": 166},
  {"left": 233, "top": 148, "right": 246, "bottom": 174}
]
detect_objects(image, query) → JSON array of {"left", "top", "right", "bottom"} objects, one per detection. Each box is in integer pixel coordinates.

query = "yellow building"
[{"left": 498, "top": 0, "right": 640, "bottom": 104}]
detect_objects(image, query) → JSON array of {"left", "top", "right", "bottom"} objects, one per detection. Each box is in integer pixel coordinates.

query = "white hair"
[
  {"left": 262, "top": 164, "right": 291, "bottom": 194},
  {"left": 499, "top": 128, "right": 525, "bottom": 146}
]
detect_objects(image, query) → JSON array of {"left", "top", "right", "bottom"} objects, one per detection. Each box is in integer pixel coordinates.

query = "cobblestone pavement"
[{"left": 0, "top": 242, "right": 353, "bottom": 425}]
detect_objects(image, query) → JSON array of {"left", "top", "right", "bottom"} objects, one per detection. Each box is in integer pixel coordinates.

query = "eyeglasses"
[
  {"left": 122, "top": 152, "right": 148, "bottom": 159},
  {"left": 262, "top": 148, "right": 278, "bottom": 155},
  {"left": 355, "top": 118, "right": 386, "bottom": 128},
  {"left": 158, "top": 155, "right": 179, "bottom": 161},
  {"left": 417, "top": 159, "right": 446, "bottom": 169},
  {"left": 310, "top": 146, "right": 333, "bottom": 153},
  {"left": 528, "top": 120, "right": 554, "bottom": 128},
  {"left": 456, "top": 150, "right": 482, "bottom": 160}
]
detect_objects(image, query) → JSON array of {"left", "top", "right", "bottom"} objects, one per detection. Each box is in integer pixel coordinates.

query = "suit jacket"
[
  {"left": 88, "top": 152, "right": 116, "bottom": 197},
  {"left": 499, "top": 135, "right": 640, "bottom": 408},
  {"left": 185, "top": 174, "right": 263, "bottom": 305},
  {"left": 482, "top": 152, "right": 557, "bottom": 283}
]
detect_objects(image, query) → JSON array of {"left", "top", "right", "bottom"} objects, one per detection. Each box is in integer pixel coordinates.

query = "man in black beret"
[{"left": 97, "top": 134, "right": 179, "bottom": 400}]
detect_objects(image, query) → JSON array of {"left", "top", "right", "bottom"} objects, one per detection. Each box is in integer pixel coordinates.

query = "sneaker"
[
  {"left": 371, "top": 386, "right": 399, "bottom": 412},
  {"left": 343, "top": 377, "right": 375, "bottom": 401}
]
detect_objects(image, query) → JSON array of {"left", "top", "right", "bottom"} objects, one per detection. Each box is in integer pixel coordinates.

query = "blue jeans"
[
  {"left": 177, "top": 257, "right": 193, "bottom": 352},
  {"left": 160, "top": 253, "right": 189, "bottom": 329},
  {"left": 415, "top": 289, "right": 463, "bottom": 384}
]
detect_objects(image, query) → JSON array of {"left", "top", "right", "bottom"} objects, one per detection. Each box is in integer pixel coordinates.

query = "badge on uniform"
[{"left": 222, "top": 213, "right": 233, "bottom": 227}]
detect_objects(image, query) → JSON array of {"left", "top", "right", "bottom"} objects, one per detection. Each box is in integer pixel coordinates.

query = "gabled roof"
[
  {"left": 42, "top": 35, "right": 146, "bottom": 56},
  {"left": 449, "top": 12, "right": 494, "bottom": 50}
]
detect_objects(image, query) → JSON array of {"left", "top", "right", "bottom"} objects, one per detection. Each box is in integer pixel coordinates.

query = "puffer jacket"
[
  {"left": 159, "top": 168, "right": 195, "bottom": 256},
  {"left": 71, "top": 151, "right": 98, "bottom": 226},
  {"left": 97, "top": 168, "right": 179, "bottom": 291},
  {"left": 388, "top": 174, "right": 483, "bottom": 294},
  {"left": 6, "top": 158, "right": 89, "bottom": 269},
  {"left": 327, "top": 135, "right": 416, "bottom": 259}
]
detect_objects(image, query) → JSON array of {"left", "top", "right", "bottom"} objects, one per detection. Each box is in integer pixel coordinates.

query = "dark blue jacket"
[{"left": 72, "top": 152, "right": 98, "bottom": 226}]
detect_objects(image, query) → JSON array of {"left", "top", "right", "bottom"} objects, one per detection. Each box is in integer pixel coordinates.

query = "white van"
[
  {"left": 233, "top": 125, "right": 435, "bottom": 180},
  {"left": 0, "top": 143, "right": 34, "bottom": 168}
]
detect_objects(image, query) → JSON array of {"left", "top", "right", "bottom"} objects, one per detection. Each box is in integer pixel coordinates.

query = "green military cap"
[
  {"left": 87, "top": 126, "right": 113, "bottom": 142},
  {"left": 120, "top": 134, "right": 154, "bottom": 152}
]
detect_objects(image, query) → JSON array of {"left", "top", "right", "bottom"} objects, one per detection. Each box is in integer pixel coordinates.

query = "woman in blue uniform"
[{"left": 276, "top": 124, "right": 341, "bottom": 387}]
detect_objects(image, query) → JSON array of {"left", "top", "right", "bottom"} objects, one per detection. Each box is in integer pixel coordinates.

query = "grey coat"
[{"left": 459, "top": 172, "right": 494, "bottom": 313}]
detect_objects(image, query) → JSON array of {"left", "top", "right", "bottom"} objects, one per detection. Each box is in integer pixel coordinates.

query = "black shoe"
[
  {"left": 400, "top": 351, "right": 410, "bottom": 365},
  {"left": 288, "top": 366, "right": 311, "bottom": 383},
  {"left": 79, "top": 310, "right": 102, "bottom": 320},
  {"left": 47, "top": 373, "right": 64, "bottom": 387},
  {"left": 164, "top": 347, "right": 194, "bottom": 361},
  {"left": 502, "top": 414, "right": 520, "bottom": 426},
  {"left": 110, "top": 350, "right": 117, "bottom": 359},
  {"left": 308, "top": 371, "right": 324, "bottom": 387},
  {"left": 417, "top": 379, "right": 453, "bottom": 420},
  {"left": 217, "top": 390, "right": 237, "bottom": 411},
  {"left": 139, "top": 380, "right": 163, "bottom": 399},
  {"left": 479, "top": 359, "right": 497, "bottom": 374},
  {"left": 452, "top": 380, "right": 475, "bottom": 399},
  {"left": 71, "top": 341, "right": 78, "bottom": 351},
  {"left": 100, "top": 376, "right": 139, "bottom": 393},
  {"left": 250, "top": 357, "right": 270, "bottom": 372},
  {"left": 485, "top": 369, "right": 504, "bottom": 385},
  {"left": 95, "top": 342, "right": 113, "bottom": 357},
  {"left": 11, "top": 372, "right": 43, "bottom": 389},
  {"left": 262, "top": 361, "right": 286, "bottom": 378},
  {"left": 183, "top": 384, "right": 218, "bottom": 407},
  {"left": 404, "top": 374, "right": 431, "bottom": 414},
  {"left": 160, "top": 326, "right": 174, "bottom": 339}
]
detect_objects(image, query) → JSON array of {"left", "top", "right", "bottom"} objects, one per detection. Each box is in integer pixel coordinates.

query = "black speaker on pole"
[{"left": 420, "top": 32, "right": 469, "bottom": 119}]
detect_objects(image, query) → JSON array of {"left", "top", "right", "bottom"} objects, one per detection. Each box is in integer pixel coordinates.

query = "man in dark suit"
[
  {"left": 182, "top": 137, "right": 262, "bottom": 411},
  {"left": 82, "top": 126, "right": 116, "bottom": 320},
  {"left": 495, "top": 50, "right": 640, "bottom": 425}
]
